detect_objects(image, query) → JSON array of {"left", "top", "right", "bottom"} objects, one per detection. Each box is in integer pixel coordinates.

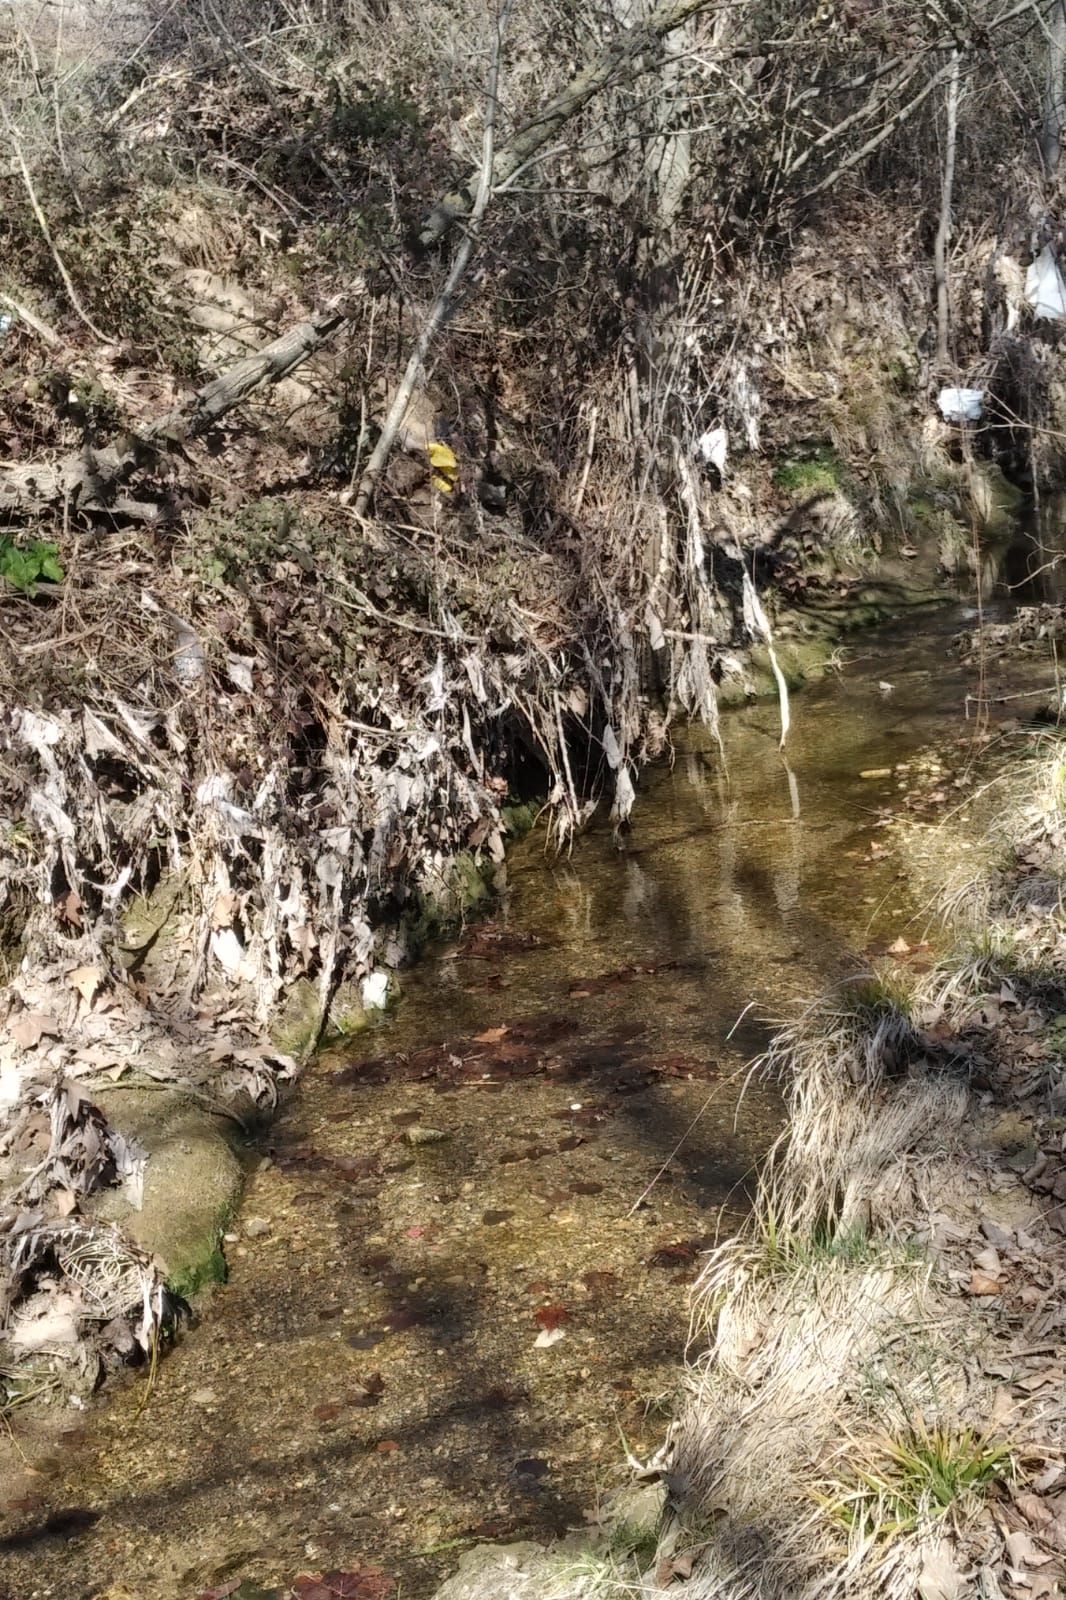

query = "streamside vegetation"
[
  {"left": 3, "top": 0, "right": 1066, "bottom": 1560},
  {"left": 650, "top": 745, "right": 1066, "bottom": 1600}
]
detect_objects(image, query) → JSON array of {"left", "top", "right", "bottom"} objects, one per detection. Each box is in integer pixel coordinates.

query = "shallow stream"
[{"left": 0, "top": 582, "right": 1059, "bottom": 1599}]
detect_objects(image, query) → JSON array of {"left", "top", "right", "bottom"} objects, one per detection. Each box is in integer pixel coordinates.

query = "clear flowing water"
[{"left": 0, "top": 598, "right": 1053, "bottom": 1600}]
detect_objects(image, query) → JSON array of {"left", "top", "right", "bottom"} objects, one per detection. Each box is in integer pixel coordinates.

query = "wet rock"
[
  {"left": 86, "top": 1096, "right": 242, "bottom": 1297},
  {"left": 404, "top": 1126, "right": 451, "bottom": 1145},
  {"left": 430, "top": 1542, "right": 547, "bottom": 1600}
]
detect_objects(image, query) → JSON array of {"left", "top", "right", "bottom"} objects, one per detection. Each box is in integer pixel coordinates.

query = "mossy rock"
[
  {"left": 120, "top": 869, "right": 196, "bottom": 994},
  {"left": 270, "top": 977, "right": 323, "bottom": 1057},
  {"left": 968, "top": 461, "right": 1024, "bottom": 535},
  {"left": 406, "top": 850, "right": 497, "bottom": 954},
  {"left": 86, "top": 1093, "right": 242, "bottom": 1299}
]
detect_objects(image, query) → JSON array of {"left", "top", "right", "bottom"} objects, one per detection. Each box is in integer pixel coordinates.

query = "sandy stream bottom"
[{"left": 0, "top": 611, "right": 1040, "bottom": 1599}]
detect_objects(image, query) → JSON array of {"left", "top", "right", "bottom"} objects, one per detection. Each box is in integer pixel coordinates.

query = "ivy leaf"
[
  {"left": 33, "top": 546, "right": 65, "bottom": 583},
  {"left": 3, "top": 547, "right": 40, "bottom": 592},
  {"left": 0, "top": 535, "right": 65, "bottom": 593}
]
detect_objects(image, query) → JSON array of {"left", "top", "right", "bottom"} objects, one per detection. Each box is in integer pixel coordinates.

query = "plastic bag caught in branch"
[{"left": 742, "top": 569, "right": 790, "bottom": 749}]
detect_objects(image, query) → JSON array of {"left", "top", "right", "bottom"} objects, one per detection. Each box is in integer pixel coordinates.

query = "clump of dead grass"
[
  {"left": 933, "top": 736, "right": 1066, "bottom": 990},
  {"left": 658, "top": 974, "right": 997, "bottom": 1600}
]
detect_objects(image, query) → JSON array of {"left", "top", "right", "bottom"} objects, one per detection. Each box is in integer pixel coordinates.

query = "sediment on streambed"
[
  {"left": 0, "top": 381, "right": 1011, "bottom": 1408},
  {"left": 0, "top": 472, "right": 1040, "bottom": 1407}
]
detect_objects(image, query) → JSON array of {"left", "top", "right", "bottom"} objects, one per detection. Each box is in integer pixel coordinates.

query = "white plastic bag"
[
  {"left": 694, "top": 425, "right": 728, "bottom": 473},
  {"left": 1025, "top": 244, "right": 1066, "bottom": 320},
  {"left": 937, "top": 388, "right": 984, "bottom": 423}
]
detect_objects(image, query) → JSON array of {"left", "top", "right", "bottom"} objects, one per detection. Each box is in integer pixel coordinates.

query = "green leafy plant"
[
  {"left": 0, "top": 534, "right": 64, "bottom": 595},
  {"left": 821, "top": 1418, "right": 1012, "bottom": 1541}
]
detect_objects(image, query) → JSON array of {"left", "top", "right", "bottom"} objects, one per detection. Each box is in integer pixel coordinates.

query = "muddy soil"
[{"left": 0, "top": 598, "right": 1054, "bottom": 1600}]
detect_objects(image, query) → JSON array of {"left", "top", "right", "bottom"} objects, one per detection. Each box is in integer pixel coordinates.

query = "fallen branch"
[
  {"left": 0, "top": 292, "right": 61, "bottom": 348},
  {"left": 0, "top": 305, "right": 348, "bottom": 516}
]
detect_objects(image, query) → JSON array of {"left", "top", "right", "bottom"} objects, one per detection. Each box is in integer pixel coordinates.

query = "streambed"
[{"left": 0, "top": 603, "right": 1051, "bottom": 1600}]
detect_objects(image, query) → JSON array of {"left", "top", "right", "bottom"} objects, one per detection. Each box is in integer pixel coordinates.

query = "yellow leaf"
[
  {"left": 427, "top": 440, "right": 457, "bottom": 473},
  {"left": 431, "top": 473, "right": 455, "bottom": 493}
]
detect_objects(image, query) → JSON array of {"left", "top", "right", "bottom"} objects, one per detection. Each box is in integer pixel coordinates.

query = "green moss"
[
  {"left": 773, "top": 446, "right": 843, "bottom": 495},
  {"left": 168, "top": 1240, "right": 228, "bottom": 1299},
  {"left": 502, "top": 799, "right": 540, "bottom": 837},
  {"left": 406, "top": 848, "right": 497, "bottom": 954},
  {"left": 88, "top": 1103, "right": 244, "bottom": 1303}
]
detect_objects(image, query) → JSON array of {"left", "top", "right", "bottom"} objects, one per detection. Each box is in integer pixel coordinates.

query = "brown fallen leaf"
[
  {"left": 1015, "top": 1490, "right": 1053, "bottom": 1528},
  {"left": 57, "top": 888, "right": 83, "bottom": 929},
  {"left": 67, "top": 965, "right": 104, "bottom": 1007},
  {"left": 967, "top": 1269, "right": 1002, "bottom": 1296},
  {"left": 1015, "top": 1366, "right": 1064, "bottom": 1393},
  {"left": 1042, "top": 1513, "right": 1066, "bottom": 1553},
  {"left": 534, "top": 1303, "right": 569, "bottom": 1331},
  {"left": 10, "top": 1010, "right": 59, "bottom": 1050},
  {"left": 917, "top": 1537, "right": 963, "bottom": 1600},
  {"left": 292, "top": 1569, "right": 393, "bottom": 1600},
  {"left": 1005, "top": 1527, "right": 1051, "bottom": 1567},
  {"left": 211, "top": 889, "right": 239, "bottom": 929},
  {"left": 473, "top": 1025, "right": 509, "bottom": 1043}
]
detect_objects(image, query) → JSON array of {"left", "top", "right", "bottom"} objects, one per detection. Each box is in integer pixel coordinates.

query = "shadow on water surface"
[{"left": 0, "top": 610, "right": 1046, "bottom": 1599}]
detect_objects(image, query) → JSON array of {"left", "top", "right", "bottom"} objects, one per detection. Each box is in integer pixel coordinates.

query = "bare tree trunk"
[
  {"left": 1043, "top": 0, "right": 1066, "bottom": 174},
  {"left": 418, "top": 0, "right": 717, "bottom": 247},
  {"left": 934, "top": 49, "right": 960, "bottom": 369},
  {"left": 353, "top": 1, "right": 512, "bottom": 516}
]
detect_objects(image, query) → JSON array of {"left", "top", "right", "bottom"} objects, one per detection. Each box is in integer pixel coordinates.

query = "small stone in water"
[{"left": 405, "top": 1126, "right": 451, "bottom": 1145}]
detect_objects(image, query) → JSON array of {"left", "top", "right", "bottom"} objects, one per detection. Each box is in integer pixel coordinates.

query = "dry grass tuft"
[{"left": 659, "top": 975, "right": 993, "bottom": 1600}]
